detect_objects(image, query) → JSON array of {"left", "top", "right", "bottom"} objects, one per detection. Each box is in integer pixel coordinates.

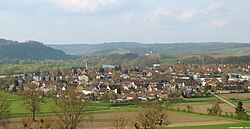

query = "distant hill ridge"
[
  {"left": 0, "top": 38, "right": 70, "bottom": 60},
  {"left": 48, "top": 42, "right": 250, "bottom": 55}
]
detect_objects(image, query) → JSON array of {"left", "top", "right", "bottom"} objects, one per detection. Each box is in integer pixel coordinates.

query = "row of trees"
[
  {"left": 206, "top": 101, "right": 249, "bottom": 121},
  {"left": 0, "top": 83, "right": 93, "bottom": 129},
  {"left": 22, "top": 83, "right": 93, "bottom": 129},
  {"left": 1, "top": 83, "right": 172, "bottom": 129},
  {"left": 0, "top": 94, "right": 10, "bottom": 128}
]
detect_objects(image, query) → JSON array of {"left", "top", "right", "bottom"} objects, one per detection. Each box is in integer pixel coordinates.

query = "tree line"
[
  {"left": 0, "top": 83, "right": 172, "bottom": 129},
  {"left": 181, "top": 55, "right": 250, "bottom": 64}
]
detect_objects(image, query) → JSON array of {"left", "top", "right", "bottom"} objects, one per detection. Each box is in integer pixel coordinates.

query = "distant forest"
[
  {"left": 0, "top": 38, "right": 250, "bottom": 66},
  {"left": 48, "top": 42, "right": 250, "bottom": 55},
  {"left": 0, "top": 38, "right": 74, "bottom": 60},
  {"left": 181, "top": 55, "right": 250, "bottom": 64}
]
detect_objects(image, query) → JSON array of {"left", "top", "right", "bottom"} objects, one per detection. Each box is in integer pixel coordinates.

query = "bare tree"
[
  {"left": 186, "top": 105, "right": 193, "bottom": 113},
  {"left": 113, "top": 116, "right": 130, "bottom": 129},
  {"left": 22, "top": 83, "right": 43, "bottom": 121},
  {"left": 134, "top": 103, "right": 171, "bottom": 129},
  {"left": 0, "top": 94, "right": 10, "bottom": 128},
  {"left": 52, "top": 90, "right": 93, "bottom": 129},
  {"left": 207, "top": 102, "right": 222, "bottom": 116},
  {"left": 100, "top": 91, "right": 117, "bottom": 102}
]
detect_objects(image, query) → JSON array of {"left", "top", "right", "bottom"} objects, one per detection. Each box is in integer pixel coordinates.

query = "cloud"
[
  {"left": 148, "top": 6, "right": 169, "bottom": 23},
  {"left": 54, "top": 20, "right": 66, "bottom": 27},
  {"left": 0, "top": 11, "right": 5, "bottom": 16},
  {"left": 22, "top": 0, "right": 32, "bottom": 5},
  {"left": 211, "top": 19, "right": 228, "bottom": 27},
  {"left": 208, "top": 3, "right": 221, "bottom": 10},
  {"left": 55, "top": 0, "right": 120, "bottom": 13},
  {"left": 178, "top": 9, "right": 197, "bottom": 20},
  {"left": 153, "top": 6, "right": 169, "bottom": 17},
  {"left": 140, "top": 6, "right": 170, "bottom": 29},
  {"left": 122, "top": 12, "right": 135, "bottom": 22},
  {"left": 140, "top": 0, "right": 149, "bottom": 3}
]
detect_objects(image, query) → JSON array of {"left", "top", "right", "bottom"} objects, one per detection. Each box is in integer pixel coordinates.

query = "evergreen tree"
[
  {"left": 235, "top": 101, "right": 249, "bottom": 120},
  {"left": 235, "top": 101, "right": 244, "bottom": 114}
]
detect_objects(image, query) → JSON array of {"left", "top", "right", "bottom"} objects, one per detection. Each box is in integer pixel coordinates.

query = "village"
[
  {"left": 5, "top": 63, "right": 250, "bottom": 103},
  {"left": 1, "top": 0, "right": 250, "bottom": 128}
]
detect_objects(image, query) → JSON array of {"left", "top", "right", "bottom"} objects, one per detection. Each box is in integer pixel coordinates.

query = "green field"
[
  {"left": 0, "top": 92, "right": 221, "bottom": 117},
  {"left": 184, "top": 96, "right": 218, "bottom": 103},
  {"left": 161, "top": 56, "right": 177, "bottom": 65},
  {"left": 167, "top": 96, "right": 219, "bottom": 106},
  {"left": 2, "top": 92, "right": 250, "bottom": 129},
  {"left": 163, "top": 122, "right": 250, "bottom": 129},
  {"left": 1, "top": 91, "right": 138, "bottom": 117}
]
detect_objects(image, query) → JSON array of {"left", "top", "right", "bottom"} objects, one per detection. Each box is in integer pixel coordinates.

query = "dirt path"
[{"left": 215, "top": 94, "right": 236, "bottom": 107}]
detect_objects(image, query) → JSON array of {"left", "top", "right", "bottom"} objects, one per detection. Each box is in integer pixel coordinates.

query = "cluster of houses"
[{"left": 6, "top": 63, "right": 250, "bottom": 102}]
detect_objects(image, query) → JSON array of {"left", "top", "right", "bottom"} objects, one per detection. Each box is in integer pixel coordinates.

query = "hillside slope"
[
  {"left": 48, "top": 42, "right": 250, "bottom": 55},
  {"left": 0, "top": 38, "right": 71, "bottom": 60}
]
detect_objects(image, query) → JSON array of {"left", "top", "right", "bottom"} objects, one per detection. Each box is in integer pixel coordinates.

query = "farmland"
[
  {"left": 2, "top": 91, "right": 250, "bottom": 129},
  {"left": 172, "top": 102, "right": 250, "bottom": 115},
  {"left": 171, "top": 93, "right": 250, "bottom": 115},
  {"left": 5, "top": 87, "right": 246, "bottom": 117},
  {"left": 165, "top": 122, "right": 250, "bottom": 129},
  {"left": 218, "top": 93, "right": 250, "bottom": 101},
  {"left": 7, "top": 110, "right": 242, "bottom": 129},
  {"left": 57, "top": 111, "right": 242, "bottom": 129},
  {"left": 0, "top": 54, "right": 250, "bottom": 129}
]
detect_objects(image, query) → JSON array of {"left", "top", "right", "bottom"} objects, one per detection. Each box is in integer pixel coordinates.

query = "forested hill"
[
  {"left": 48, "top": 42, "right": 250, "bottom": 55},
  {"left": 0, "top": 38, "right": 70, "bottom": 60}
]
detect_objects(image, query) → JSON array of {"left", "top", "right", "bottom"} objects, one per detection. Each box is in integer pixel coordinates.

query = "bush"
[
  {"left": 0, "top": 94, "right": 10, "bottom": 128},
  {"left": 229, "top": 112, "right": 234, "bottom": 118},
  {"left": 113, "top": 116, "right": 130, "bottom": 129},
  {"left": 235, "top": 101, "right": 249, "bottom": 120},
  {"left": 230, "top": 98, "right": 238, "bottom": 101},
  {"left": 235, "top": 112, "right": 249, "bottom": 120},
  {"left": 163, "top": 101, "right": 172, "bottom": 110},
  {"left": 186, "top": 105, "right": 193, "bottom": 113},
  {"left": 225, "top": 112, "right": 228, "bottom": 117}
]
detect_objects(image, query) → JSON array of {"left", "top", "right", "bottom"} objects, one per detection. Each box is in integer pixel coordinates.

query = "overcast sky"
[{"left": 0, "top": 0, "right": 250, "bottom": 44}]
